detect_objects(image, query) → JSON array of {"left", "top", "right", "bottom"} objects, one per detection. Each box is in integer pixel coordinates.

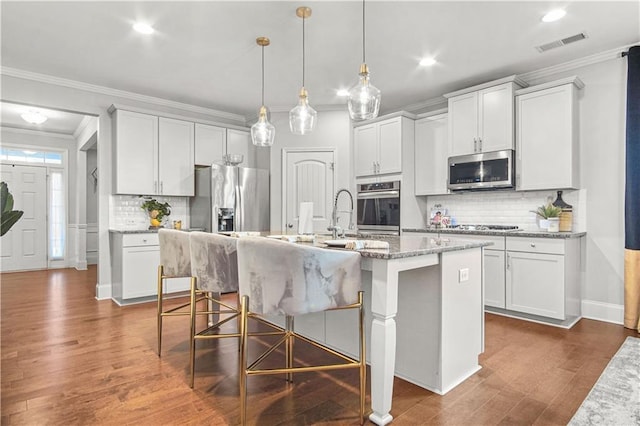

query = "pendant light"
[
  {"left": 289, "top": 6, "right": 317, "bottom": 135},
  {"left": 251, "top": 37, "right": 276, "bottom": 147},
  {"left": 347, "top": 0, "right": 381, "bottom": 121}
]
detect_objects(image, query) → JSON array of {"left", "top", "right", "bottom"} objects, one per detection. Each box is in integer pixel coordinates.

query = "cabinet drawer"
[
  {"left": 506, "top": 237, "right": 564, "bottom": 255},
  {"left": 122, "top": 233, "right": 159, "bottom": 247}
]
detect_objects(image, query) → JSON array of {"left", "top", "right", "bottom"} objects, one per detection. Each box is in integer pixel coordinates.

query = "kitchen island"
[{"left": 298, "top": 234, "right": 492, "bottom": 425}]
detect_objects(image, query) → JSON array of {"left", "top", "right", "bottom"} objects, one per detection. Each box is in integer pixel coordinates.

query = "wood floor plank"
[{"left": 1, "top": 267, "right": 637, "bottom": 425}]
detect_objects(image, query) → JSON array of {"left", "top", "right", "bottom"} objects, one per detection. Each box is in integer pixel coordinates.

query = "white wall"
[{"left": 268, "top": 109, "right": 353, "bottom": 231}]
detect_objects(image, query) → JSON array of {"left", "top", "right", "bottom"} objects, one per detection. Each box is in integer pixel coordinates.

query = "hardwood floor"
[{"left": 1, "top": 267, "right": 637, "bottom": 425}]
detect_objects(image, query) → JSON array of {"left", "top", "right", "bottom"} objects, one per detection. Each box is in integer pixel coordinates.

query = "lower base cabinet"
[{"left": 111, "top": 232, "right": 190, "bottom": 304}]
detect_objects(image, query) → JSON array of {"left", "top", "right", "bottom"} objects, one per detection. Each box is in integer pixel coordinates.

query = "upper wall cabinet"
[
  {"left": 515, "top": 76, "right": 583, "bottom": 191},
  {"left": 113, "top": 109, "right": 194, "bottom": 196},
  {"left": 415, "top": 113, "right": 449, "bottom": 195},
  {"left": 195, "top": 125, "right": 256, "bottom": 168},
  {"left": 354, "top": 115, "right": 412, "bottom": 177},
  {"left": 444, "top": 76, "right": 526, "bottom": 156}
]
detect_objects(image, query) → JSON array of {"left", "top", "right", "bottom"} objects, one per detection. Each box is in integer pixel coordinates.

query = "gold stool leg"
[
  {"left": 358, "top": 291, "right": 366, "bottom": 425},
  {"left": 285, "top": 315, "right": 294, "bottom": 383},
  {"left": 157, "top": 265, "right": 164, "bottom": 356},
  {"left": 239, "top": 295, "right": 249, "bottom": 425},
  {"left": 189, "top": 277, "right": 197, "bottom": 388}
]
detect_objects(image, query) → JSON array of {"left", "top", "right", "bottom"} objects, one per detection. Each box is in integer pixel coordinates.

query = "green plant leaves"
[{"left": 1, "top": 182, "right": 24, "bottom": 237}]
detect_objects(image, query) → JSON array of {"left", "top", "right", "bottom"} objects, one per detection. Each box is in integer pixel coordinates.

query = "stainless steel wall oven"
[{"left": 357, "top": 181, "right": 400, "bottom": 235}]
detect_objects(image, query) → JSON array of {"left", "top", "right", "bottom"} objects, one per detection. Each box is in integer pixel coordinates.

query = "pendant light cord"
[
  {"left": 261, "top": 45, "right": 265, "bottom": 106},
  {"left": 302, "top": 14, "right": 306, "bottom": 87},
  {"left": 362, "top": 0, "right": 366, "bottom": 64}
]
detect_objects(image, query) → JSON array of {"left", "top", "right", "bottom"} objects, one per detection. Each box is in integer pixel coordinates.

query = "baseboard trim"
[
  {"left": 75, "top": 261, "right": 88, "bottom": 271},
  {"left": 581, "top": 300, "right": 624, "bottom": 325},
  {"left": 95, "top": 282, "right": 112, "bottom": 300}
]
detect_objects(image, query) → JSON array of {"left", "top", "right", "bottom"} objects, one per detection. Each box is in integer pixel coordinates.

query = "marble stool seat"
[
  {"left": 236, "top": 236, "right": 366, "bottom": 425},
  {"left": 157, "top": 229, "right": 196, "bottom": 356}
]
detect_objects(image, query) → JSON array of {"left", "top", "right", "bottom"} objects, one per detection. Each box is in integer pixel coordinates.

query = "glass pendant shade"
[
  {"left": 251, "top": 106, "right": 275, "bottom": 147},
  {"left": 348, "top": 64, "right": 381, "bottom": 121},
  {"left": 289, "top": 88, "right": 317, "bottom": 135}
]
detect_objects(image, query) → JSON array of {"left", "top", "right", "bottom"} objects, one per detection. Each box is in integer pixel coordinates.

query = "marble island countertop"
[{"left": 403, "top": 228, "right": 586, "bottom": 239}]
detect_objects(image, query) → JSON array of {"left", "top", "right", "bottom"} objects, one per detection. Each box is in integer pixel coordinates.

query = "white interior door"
[
  {"left": 283, "top": 150, "right": 334, "bottom": 234},
  {"left": 1, "top": 164, "right": 47, "bottom": 272}
]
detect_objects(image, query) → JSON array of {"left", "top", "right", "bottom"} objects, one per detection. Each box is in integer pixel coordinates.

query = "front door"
[
  {"left": 1, "top": 164, "right": 47, "bottom": 272},
  {"left": 283, "top": 149, "right": 335, "bottom": 234}
]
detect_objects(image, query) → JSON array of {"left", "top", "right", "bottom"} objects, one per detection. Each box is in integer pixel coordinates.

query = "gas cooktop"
[{"left": 450, "top": 224, "right": 521, "bottom": 231}]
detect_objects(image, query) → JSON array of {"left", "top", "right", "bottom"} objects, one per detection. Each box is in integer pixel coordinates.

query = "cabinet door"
[
  {"left": 354, "top": 124, "right": 378, "bottom": 177},
  {"left": 415, "top": 114, "right": 448, "bottom": 195},
  {"left": 478, "top": 83, "right": 515, "bottom": 152},
  {"left": 448, "top": 92, "right": 478, "bottom": 156},
  {"left": 516, "top": 85, "right": 577, "bottom": 190},
  {"left": 506, "top": 251, "right": 565, "bottom": 319},
  {"left": 484, "top": 250, "right": 506, "bottom": 308},
  {"left": 158, "top": 117, "right": 194, "bottom": 196},
  {"left": 114, "top": 110, "right": 158, "bottom": 195},
  {"left": 227, "top": 129, "right": 255, "bottom": 168},
  {"left": 378, "top": 117, "right": 402, "bottom": 174},
  {"left": 195, "top": 123, "right": 226, "bottom": 166},
  {"left": 122, "top": 246, "right": 159, "bottom": 299}
]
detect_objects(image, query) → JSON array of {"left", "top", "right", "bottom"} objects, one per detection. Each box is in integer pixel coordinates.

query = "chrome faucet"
[{"left": 327, "top": 188, "right": 354, "bottom": 239}]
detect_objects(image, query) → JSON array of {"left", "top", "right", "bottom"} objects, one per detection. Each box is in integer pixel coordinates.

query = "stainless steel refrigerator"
[{"left": 189, "top": 164, "right": 270, "bottom": 233}]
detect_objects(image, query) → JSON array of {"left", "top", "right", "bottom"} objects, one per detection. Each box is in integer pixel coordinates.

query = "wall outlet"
[{"left": 459, "top": 268, "right": 469, "bottom": 282}]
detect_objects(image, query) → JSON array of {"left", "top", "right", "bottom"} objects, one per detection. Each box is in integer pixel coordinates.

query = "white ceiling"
[
  {"left": 1, "top": 1, "right": 639, "bottom": 123},
  {"left": 1, "top": 102, "right": 89, "bottom": 135}
]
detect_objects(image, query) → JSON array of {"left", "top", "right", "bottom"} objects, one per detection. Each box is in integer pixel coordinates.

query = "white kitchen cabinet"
[
  {"left": 195, "top": 123, "right": 226, "bottom": 166},
  {"left": 445, "top": 77, "right": 525, "bottom": 156},
  {"left": 113, "top": 109, "right": 158, "bottom": 195},
  {"left": 505, "top": 236, "right": 581, "bottom": 320},
  {"left": 516, "top": 77, "right": 583, "bottom": 191},
  {"left": 112, "top": 109, "right": 194, "bottom": 196},
  {"left": 111, "top": 232, "right": 190, "bottom": 304},
  {"left": 227, "top": 129, "right": 256, "bottom": 168},
  {"left": 158, "top": 117, "right": 194, "bottom": 196},
  {"left": 415, "top": 113, "right": 448, "bottom": 195},
  {"left": 354, "top": 116, "right": 409, "bottom": 177}
]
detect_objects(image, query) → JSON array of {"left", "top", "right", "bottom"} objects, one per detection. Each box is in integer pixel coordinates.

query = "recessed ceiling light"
[
  {"left": 419, "top": 57, "right": 437, "bottom": 67},
  {"left": 542, "top": 9, "right": 566, "bottom": 23},
  {"left": 337, "top": 89, "right": 349, "bottom": 97},
  {"left": 21, "top": 111, "right": 47, "bottom": 124},
  {"left": 133, "top": 22, "right": 155, "bottom": 34}
]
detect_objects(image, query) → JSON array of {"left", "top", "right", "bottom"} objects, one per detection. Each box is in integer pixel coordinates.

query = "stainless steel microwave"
[{"left": 448, "top": 149, "right": 515, "bottom": 191}]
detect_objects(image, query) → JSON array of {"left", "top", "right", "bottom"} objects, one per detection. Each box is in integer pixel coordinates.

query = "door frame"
[{"left": 281, "top": 147, "right": 336, "bottom": 232}]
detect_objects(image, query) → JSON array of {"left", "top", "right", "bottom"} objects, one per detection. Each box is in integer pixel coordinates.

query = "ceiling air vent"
[{"left": 536, "top": 32, "right": 588, "bottom": 53}]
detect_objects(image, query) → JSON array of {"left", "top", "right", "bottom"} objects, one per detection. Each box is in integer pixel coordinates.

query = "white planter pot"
[
  {"left": 539, "top": 219, "right": 550, "bottom": 231},
  {"left": 547, "top": 217, "right": 560, "bottom": 233}
]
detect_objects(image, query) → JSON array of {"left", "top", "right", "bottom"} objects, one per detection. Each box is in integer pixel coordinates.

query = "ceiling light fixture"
[
  {"left": 289, "top": 6, "right": 317, "bottom": 135},
  {"left": 337, "top": 89, "right": 350, "bottom": 97},
  {"left": 21, "top": 110, "right": 47, "bottom": 124},
  {"left": 347, "top": 0, "right": 381, "bottom": 121},
  {"left": 133, "top": 22, "right": 155, "bottom": 34},
  {"left": 251, "top": 37, "right": 276, "bottom": 147},
  {"left": 542, "top": 9, "right": 566, "bottom": 23},
  {"left": 419, "top": 57, "right": 437, "bottom": 67}
]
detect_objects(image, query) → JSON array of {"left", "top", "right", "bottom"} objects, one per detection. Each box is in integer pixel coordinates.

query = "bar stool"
[
  {"left": 236, "top": 236, "right": 366, "bottom": 425},
  {"left": 187, "top": 232, "right": 243, "bottom": 388},
  {"left": 157, "top": 229, "right": 195, "bottom": 356}
]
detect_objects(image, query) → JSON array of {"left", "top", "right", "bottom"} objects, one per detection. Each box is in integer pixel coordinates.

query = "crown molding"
[
  {"left": 1, "top": 125, "right": 75, "bottom": 139},
  {"left": 0, "top": 66, "right": 247, "bottom": 125},
  {"left": 403, "top": 96, "right": 448, "bottom": 114},
  {"left": 518, "top": 43, "right": 638, "bottom": 82}
]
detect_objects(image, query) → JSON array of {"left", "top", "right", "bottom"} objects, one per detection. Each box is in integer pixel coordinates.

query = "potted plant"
[
  {"left": 531, "top": 203, "right": 562, "bottom": 232},
  {"left": 1, "top": 182, "right": 24, "bottom": 237},
  {"left": 140, "top": 198, "right": 171, "bottom": 228}
]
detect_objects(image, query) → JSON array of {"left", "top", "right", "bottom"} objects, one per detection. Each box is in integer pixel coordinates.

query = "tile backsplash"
[
  {"left": 110, "top": 195, "right": 190, "bottom": 230},
  {"left": 425, "top": 189, "right": 585, "bottom": 231}
]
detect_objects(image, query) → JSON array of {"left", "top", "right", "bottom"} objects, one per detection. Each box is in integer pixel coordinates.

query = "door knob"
[{"left": 287, "top": 223, "right": 293, "bottom": 229}]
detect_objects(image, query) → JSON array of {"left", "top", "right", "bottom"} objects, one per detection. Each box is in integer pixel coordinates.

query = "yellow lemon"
[{"left": 150, "top": 218, "right": 161, "bottom": 227}]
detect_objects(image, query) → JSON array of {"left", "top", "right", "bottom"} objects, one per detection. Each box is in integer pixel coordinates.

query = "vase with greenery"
[
  {"left": 1, "top": 182, "right": 24, "bottom": 237},
  {"left": 141, "top": 198, "right": 171, "bottom": 228}
]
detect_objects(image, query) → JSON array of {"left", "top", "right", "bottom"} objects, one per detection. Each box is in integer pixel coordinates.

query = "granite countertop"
[
  {"left": 109, "top": 228, "right": 204, "bottom": 234},
  {"left": 403, "top": 228, "right": 586, "bottom": 239}
]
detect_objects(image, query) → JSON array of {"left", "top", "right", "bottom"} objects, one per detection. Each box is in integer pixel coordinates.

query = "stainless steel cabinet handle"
[
  {"left": 376, "top": 161, "right": 380, "bottom": 173},
  {"left": 154, "top": 181, "right": 157, "bottom": 193},
  {"left": 473, "top": 137, "right": 478, "bottom": 152},
  {"left": 160, "top": 181, "right": 163, "bottom": 194},
  {"left": 530, "top": 243, "right": 536, "bottom": 248},
  {"left": 506, "top": 253, "right": 510, "bottom": 269},
  {"left": 478, "top": 137, "right": 482, "bottom": 152},
  {"left": 287, "top": 223, "right": 293, "bottom": 229}
]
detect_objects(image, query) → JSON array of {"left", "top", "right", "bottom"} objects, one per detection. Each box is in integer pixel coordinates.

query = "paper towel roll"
[{"left": 298, "top": 202, "right": 314, "bottom": 235}]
